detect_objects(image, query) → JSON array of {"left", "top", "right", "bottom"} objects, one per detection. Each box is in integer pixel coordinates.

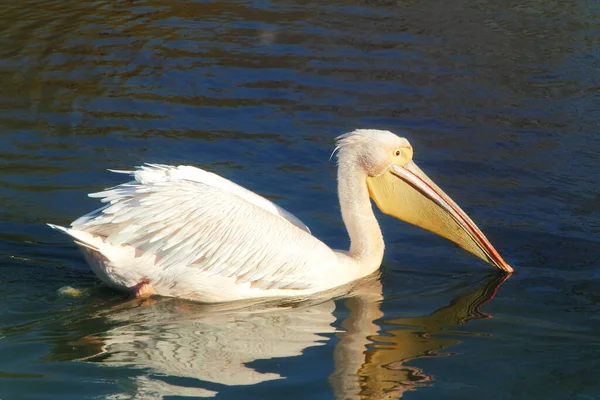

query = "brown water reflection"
[
  {"left": 330, "top": 274, "right": 507, "bottom": 399},
  {"left": 52, "top": 274, "right": 507, "bottom": 399}
]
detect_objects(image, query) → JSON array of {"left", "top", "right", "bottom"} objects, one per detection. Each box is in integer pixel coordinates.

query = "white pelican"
[{"left": 49, "top": 129, "right": 512, "bottom": 302}]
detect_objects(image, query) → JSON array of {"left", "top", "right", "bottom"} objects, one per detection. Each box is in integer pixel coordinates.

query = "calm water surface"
[{"left": 1, "top": 0, "right": 599, "bottom": 399}]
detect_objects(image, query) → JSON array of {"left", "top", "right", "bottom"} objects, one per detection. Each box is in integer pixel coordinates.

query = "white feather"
[{"left": 49, "top": 164, "right": 354, "bottom": 302}]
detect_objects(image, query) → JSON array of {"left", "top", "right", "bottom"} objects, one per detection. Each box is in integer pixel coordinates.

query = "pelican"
[{"left": 48, "top": 129, "right": 512, "bottom": 302}]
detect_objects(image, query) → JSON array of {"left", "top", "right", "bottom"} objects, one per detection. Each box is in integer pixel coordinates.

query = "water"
[{"left": 1, "top": 0, "right": 599, "bottom": 398}]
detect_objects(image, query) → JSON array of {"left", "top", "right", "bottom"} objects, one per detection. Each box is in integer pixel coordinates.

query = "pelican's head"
[{"left": 335, "top": 129, "right": 513, "bottom": 273}]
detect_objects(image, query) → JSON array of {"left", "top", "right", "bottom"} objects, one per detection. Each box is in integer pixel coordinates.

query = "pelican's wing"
[
  {"left": 71, "top": 164, "right": 334, "bottom": 290},
  {"left": 100, "top": 164, "right": 311, "bottom": 234}
]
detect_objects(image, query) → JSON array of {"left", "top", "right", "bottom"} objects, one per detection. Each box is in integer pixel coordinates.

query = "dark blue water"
[{"left": 1, "top": 0, "right": 599, "bottom": 399}]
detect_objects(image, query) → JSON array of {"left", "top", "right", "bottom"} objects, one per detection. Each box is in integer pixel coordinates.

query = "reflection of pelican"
[
  {"left": 61, "top": 274, "right": 506, "bottom": 399},
  {"left": 67, "top": 278, "right": 377, "bottom": 399},
  {"left": 329, "top": 273, "right": 508, "bottom": 399},
  {"left": 49, "top": 129, "right": 511, "bottom": 302},
  {"left": 78, "top": 297, "right": 340, "bottom": 398}
]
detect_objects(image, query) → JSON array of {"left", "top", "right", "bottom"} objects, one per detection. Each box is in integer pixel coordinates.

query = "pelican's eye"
[{"left": 392, "top": 147, "right": 413, "bottom": 165}]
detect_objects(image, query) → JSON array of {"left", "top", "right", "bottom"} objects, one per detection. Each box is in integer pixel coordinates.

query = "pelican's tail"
[
  {"left": 47, "top": 223, "right": 130, "bottom": 289},
  {"left": 47, "top": 223, "right": 100, "bottom": 252}
]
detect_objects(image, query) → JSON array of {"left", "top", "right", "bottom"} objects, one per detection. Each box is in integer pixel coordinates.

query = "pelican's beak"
[{"left": 366, "top": 161, "right": 513, "bottom": 273}]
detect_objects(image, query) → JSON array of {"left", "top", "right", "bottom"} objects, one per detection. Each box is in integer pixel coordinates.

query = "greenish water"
[{"left": 1, "top": 0, "right": 599, "bottom": 399}]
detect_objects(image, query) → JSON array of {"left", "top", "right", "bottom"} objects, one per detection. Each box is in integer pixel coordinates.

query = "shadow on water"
[{"left": 32, "top": 273, "right": 507, "bottom": 399}]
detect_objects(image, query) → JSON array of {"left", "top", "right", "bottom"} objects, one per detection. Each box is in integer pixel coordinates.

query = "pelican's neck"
[{"left": 337, "top": 157, "right": 384, "bottom": 272}]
